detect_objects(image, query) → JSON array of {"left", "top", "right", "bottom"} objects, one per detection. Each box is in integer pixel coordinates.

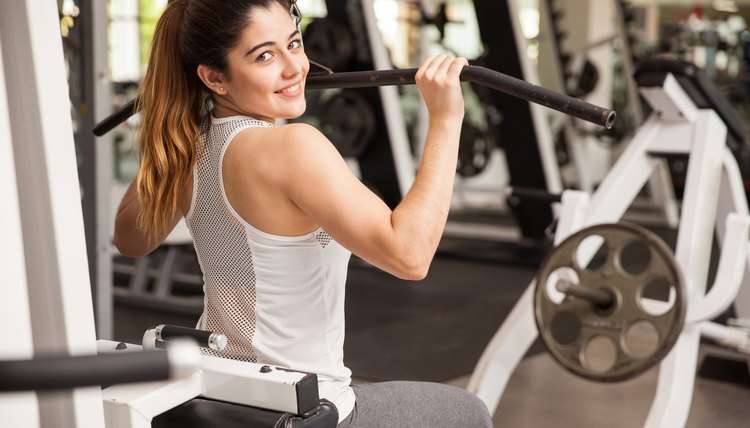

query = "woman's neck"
[
  {"left": 211, "top": 97, "right": 276, "bottom": 124},
  {"left": 211, "top": 103, "right": 276, "bottom": 125}
]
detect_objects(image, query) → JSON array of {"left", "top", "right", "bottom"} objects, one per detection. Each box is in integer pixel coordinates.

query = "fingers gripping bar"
[{"left": 93, "top": 65, "right": 616, "bottom": 136}]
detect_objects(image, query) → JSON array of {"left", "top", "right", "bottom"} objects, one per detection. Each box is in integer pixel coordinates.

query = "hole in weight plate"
[
  {"left": 624, "top": 320, "right": 660, "bottom": 359},
  {"left": 575, "top": 234, "right": 607, "bottom": 271},
  {"left": 619, "top": 239, "right": 652, "bottom": 276},
  {"left": 546, "top": 267, "right": 579, "bottom": 304},
  {"left": 550, "top": 310, "right": 581, "bottom": 346},
  {"left": 583, "top": 335, "right": 617, "bottom": 373},
  {"left": 639, "top": 277, "right": 674, "bottom": 316}
]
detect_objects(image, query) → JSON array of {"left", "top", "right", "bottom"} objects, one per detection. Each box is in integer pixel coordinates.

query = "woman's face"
[{"left": 217, "top": 2, "right": 310, "bottom": 122}]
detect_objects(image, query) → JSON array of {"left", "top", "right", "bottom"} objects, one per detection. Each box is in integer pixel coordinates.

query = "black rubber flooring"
[{"left": 342, "top": 255, "right": 540, "bottom": 382}]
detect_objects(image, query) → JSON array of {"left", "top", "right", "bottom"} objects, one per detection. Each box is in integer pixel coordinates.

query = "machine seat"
[{"left": 152, "top": 398, "right": 339, "bottom": 428}]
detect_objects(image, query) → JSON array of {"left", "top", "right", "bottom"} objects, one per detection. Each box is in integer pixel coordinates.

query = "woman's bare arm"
[
  {"left": 113, "top": 180, "right": 183, "bottom": 257},
  {"left": 278, "top": 55, "right": 467, "bottom": 279}
]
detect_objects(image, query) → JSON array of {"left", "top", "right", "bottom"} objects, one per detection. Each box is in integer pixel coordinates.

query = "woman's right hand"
[{"left": 415, "top": 54, "right": 468, "bottom": 123}]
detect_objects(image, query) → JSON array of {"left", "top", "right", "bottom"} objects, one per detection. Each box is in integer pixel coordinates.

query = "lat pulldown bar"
[{"left": 93, "top": 65, "right": 616, "bottom": 137}]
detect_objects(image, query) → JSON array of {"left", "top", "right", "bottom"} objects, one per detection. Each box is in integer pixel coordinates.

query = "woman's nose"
[{"left": 282, "top": 52, "right": 306, "bottom": 78}]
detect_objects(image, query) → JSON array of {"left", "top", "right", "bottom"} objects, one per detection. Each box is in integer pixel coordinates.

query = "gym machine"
[
  {"left": 538, "top": 0, "right": 621, "bottom": 192},
  {"left": 0, "top": 0, "right": 345, "bottom": 425},
  {"left": 537, "top": 0, "right": 679, "bottom": 228},
  {"left": 98, "top": 326, "right": 339, "bottom": 427},
  {"left": 468, "top": 0, "right": 564, "bottom": 242},
  {"left": 53, "top": 30, "right": 750, "bottom": 425},
  {"left": 0, "top": 0, "right": 105, "bottom": 424},
  {"left": 15, "top": 1, "right": 746, "bottom": 426},
  {"left": 87, "top": 11, "right": 617, "bottom": 428},
  {"left": 468, "top": 58, "right": 750, "bottom": 427},
  {"left": 298, "top": 0, "right": 415, "bottom": 209},
  {"left": 1, "top": 327, "right": 340, "bottom": 428},
  {"left": 405, "top": 0, "right": 529, "bottom": 249},
  {"left": 63, "top": 0, "right": 114, "bottom": 339},
  {"left": 89, "top": 54, "right": 750, "bottom": 426},
  {"left": 402, "top": 0, "right": 565, "bottom": 249},
  {"left": 14, "top": 1, "right": 732, "bottom": 427}
]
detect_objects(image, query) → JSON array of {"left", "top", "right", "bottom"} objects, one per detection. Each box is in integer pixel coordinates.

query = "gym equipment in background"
[
  {"left": 534, "top": 222, "right": 686, "bottom": 382},
  {"left": 537, "top": 0, "right": 678, "bottom": 228},
  {"left": 301, "top": 0, "right": 414, "bottom": 209},
  {"left": 468, "top": 58, "right": 750, "bottom": 428},
  {"left": 468, "top": 0, "right": 564, "bottom": 242}
]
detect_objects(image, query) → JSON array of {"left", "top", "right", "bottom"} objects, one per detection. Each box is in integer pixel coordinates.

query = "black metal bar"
[
  {"left": 93, "top": 98, "right": 135, "bottom": 136},
  {"left": 506, "top": 186, "right": 562, "bottom": 205},
  {"left": 93, "top": 65, "right": 616, "bottom": 137},
  {"left": 307, "top": 67, "right": 616, "bottom": 129},
  {"left": 0, "top": 350, "right": 171, "bottom": 391},
  {"left": 156, "top": 324, "right": 227, "bottom": 351},
  {"left": 557, "top": 281, "right": 614, "bottom": 308}
]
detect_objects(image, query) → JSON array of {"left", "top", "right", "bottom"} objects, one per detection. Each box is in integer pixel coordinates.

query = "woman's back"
[{"left": 187, "top": 115, "right": 353, "bottom": 389}]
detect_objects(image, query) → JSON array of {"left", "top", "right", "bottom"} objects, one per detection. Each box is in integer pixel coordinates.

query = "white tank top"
[{"left": 185, "top": 114, "right": 355, "bottom": 421}]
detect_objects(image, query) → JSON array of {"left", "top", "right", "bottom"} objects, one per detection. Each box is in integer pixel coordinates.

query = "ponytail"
[
  {"left": 135, "top": 0, "right": 203, "bottom": 244},
  {"left": 133, "top": 0, "right": 290, "bottom": 243}
]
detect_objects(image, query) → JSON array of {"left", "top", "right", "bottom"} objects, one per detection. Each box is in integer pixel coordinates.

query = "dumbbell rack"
[{"left": 468, "top": 66, "right": 750, "bottom": 427}]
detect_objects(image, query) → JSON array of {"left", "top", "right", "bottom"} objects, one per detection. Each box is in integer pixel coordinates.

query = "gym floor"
[{"left": 113, "top": 231, "right": 750, "bottom": 427}]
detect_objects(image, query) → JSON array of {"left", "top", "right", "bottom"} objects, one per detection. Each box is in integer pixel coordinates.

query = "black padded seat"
[
  {"left": 634, "top": 58, "right": 749, "bottom": 149},
  {"left": 152, "top": 398, "right": 339, "bottom": 428}
]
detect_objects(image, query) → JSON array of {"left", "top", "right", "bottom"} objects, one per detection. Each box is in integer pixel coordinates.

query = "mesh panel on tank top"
[
  {"left": 188, "top": 116, "right": 274, "bottom": 362},
  {"left": 315, "top": 230, "right": 332, "bottom": 248}
]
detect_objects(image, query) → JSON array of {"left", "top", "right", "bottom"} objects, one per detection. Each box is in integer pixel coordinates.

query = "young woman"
[{"left": 113, "top": 0, "right": 492, "bottom": 426}]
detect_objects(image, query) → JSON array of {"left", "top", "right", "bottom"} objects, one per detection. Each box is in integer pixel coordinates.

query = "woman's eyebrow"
[{"left": 245, "top": 30, "right": 301, "bottom": 57}]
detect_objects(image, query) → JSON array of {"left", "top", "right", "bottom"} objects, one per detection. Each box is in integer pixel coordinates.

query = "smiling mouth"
[{"left": 276, "top": 82, "right": 302, "bottom": 94}]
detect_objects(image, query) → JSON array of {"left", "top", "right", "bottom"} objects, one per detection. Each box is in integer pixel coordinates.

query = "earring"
[{"left": 219, "top": 87, "right": 225, "bottom": 93}]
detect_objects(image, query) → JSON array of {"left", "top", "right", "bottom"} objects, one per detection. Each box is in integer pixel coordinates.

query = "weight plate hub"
[
  {"left": 318, "top": 90, "right": 376, "bottom": 158},
  {"left": 302, "top": 18, "right": 354, "bottom": 72},
  {"left": 457, "top": 123, "right": 494, "bottom": 177},
  {"left": 534, "top": 222, "right": 686, "bottom": 382}
]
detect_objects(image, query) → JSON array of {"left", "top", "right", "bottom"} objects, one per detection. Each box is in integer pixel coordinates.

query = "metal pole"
[
  {"left": 556, "top": 280, "right": 614, "bottom": 308},
  {"left": 79, "top": 0, "right": 114, "bottom": 340},
  {"left": 307, "top": 67, "right": 617, "bottom": 129},
  {"left": 93, "top": 65, "right": 617, "bottom": 136}
]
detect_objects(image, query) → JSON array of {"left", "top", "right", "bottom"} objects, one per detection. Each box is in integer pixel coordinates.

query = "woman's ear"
[{"left": 197, "top": 64, "right": 227, "bottom": 95}]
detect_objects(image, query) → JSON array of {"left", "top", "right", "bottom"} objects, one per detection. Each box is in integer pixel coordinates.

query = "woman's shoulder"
[
  {"left": 226, "top": 121, "right": 342, "bottom": 186},
  {"left": 234, "top": 121, "right": 331, "bottom": 154},
  {"left": 273, "top": 122, "right": 326, "bottom": 143}
]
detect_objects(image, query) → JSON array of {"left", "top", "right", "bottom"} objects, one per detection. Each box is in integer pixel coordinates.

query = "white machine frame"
[
  {"left": 468, "top": 71, "right": 750, "bottom": 427},
  {"left": 0, "top": 0, "right": 105, "bottom": 426},
  {"left": 97, "top": 339, "right": 318, "bottom": 428},
  {"left": 7, "top": 0, "right": 750, "bottom": 426},
  {"left": 0, "top": 1, "right": 331, "bottom": 426}
]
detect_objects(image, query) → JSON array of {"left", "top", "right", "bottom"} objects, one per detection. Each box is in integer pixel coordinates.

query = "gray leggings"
[{"left": 336, "top": 381, "right": 493, "bottom": 428}]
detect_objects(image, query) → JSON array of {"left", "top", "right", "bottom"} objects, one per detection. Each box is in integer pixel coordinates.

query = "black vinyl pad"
[
  {"left": 634, "top": 58, "right": 749, "bottom": 148},
  {"left": 152, "top": 398, "right": 338, "bottom": 428}
]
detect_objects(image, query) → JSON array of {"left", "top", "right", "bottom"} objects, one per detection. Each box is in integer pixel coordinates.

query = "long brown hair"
[{"left": 135, "top": 0, "right": 291, "bottom": 243}]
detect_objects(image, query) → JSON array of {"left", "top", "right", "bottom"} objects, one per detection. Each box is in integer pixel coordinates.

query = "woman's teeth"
[{"left": 279, "top": 83, "right": 300, "bottom": 93}]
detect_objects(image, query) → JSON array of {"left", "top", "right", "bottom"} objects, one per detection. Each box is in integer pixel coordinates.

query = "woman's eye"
[
  {"left": 257, "top": 52, "right": 273, "bottom": 62},
  {"left": 289, "top": 39, "right": 302, "bottom": 50}
]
